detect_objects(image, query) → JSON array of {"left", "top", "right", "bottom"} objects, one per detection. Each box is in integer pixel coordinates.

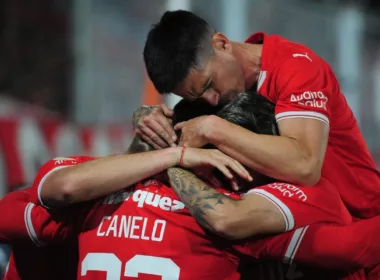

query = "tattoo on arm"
[
  {"left": 167, "top": 167, "right": 236, "bottom": 231},
  {"left": 132, "top": 105, "right": 157, "bottom": 128}
]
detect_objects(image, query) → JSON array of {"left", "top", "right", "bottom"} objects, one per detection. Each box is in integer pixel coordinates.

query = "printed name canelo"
[{"left": 97, "top": 215, "right": 166, "bottom": 242}]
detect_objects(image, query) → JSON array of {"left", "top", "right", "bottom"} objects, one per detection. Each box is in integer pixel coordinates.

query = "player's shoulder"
[
  {"left": 214, "top": 187, "right": 242, "bottom": 200},
  {"left": 37, "top": 155, "right": 96, "bottom": 175},
  {"left": 1, "top": 188, "right": 31, "bottom": 202},
  {"left": 246, "top": 182, "right": 304, "bottom": 195}
]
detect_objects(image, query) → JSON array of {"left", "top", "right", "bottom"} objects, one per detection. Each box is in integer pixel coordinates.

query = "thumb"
[
  {"left": 160, "top": 104, "right": 174, "bottom": 117},
  {"left": 174, "top": 121, "right": 186, "bottom": 131}
]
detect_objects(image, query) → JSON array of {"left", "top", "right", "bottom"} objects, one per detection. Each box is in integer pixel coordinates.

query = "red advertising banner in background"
[{"left": 0, "top": 98, "right": 133, "bottom": 197}]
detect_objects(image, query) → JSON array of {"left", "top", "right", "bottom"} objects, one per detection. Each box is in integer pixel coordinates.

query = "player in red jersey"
[
  {"left": 11, "top": 158, "right": 379, "bottom": 279},
  {"left": 0, "top": 189, "right": 78, "bottom": 280},
  {"left": 140, "top": 10, "right": 380, "bottom": 221},
  {"left": 23, "top": 97, "right": 377, "bottom": 279},
  {"left": 165, "top": 92, "right": 380, "bottom": 279},
  {"left": 2, "top": 181, "right": 378, "bottom": 279},
  {"left": 0, "top": 136, "right": 377, "bottom": 278}
]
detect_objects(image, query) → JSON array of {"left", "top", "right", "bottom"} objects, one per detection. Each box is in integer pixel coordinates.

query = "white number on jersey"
[{"left": 81, "top": 253, "right": 180, "bottom": 280}]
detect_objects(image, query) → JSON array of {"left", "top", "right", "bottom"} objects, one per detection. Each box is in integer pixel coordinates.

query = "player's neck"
[{"left": 232, "top": 41, "right": 262, "bottom": 91}]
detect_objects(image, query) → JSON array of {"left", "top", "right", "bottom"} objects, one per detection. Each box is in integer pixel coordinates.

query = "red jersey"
[
  {"left": 246, "top": 179, "right": 352, "bottom": 231},
  {"left": 28, "top": 156, "right": 363, "bottom": 279},
  {"left": 29, "top": 157, "right": 246, "bottom": 279},
  {"left": 0, "top": 189, "right": 77, "bottom": 280},
  {"left": 246, "top": 32, "right": 380, "bottom": 219}
]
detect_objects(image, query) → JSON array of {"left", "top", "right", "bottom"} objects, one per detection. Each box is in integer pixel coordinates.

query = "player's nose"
[{"left": 202, "top": 90, "right": 219, "bottom": 106}]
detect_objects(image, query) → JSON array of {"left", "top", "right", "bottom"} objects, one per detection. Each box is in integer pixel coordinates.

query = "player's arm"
[
  {"left": 38, "top": 149, "right": 182, "bottom": 207},
  {"left": 202, "top": 59, "right": 330, "bottom": 186},
  {"left": 167, "top": 167, "right": 285, "bottom": 240},
  {"left": 0, "top": 190, "right": 31, "bottom": 243},
  {"left": 0, "top": 189, "right": 72, "bottom": 246},
  {"left": 38, "top": 145, "right": 250, "bottom": 207}
]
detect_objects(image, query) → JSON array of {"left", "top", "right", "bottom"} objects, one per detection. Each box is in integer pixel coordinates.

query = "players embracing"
[{"left": 2, "top": 9, "right": 380, "bottom": 280}]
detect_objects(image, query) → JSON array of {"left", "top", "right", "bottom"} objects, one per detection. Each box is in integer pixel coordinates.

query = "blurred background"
[{"left": 1, "top": 0, "right": 380, "bottom": 277}]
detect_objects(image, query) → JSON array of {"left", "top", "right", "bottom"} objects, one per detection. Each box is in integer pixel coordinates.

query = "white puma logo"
[{"left": 292, "top": 53, "right": 312, "bottom": 62}]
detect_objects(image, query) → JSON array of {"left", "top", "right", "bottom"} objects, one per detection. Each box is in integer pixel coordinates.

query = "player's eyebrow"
[{"left": 200, "top": 77, "right": 212, "bottom": 95}]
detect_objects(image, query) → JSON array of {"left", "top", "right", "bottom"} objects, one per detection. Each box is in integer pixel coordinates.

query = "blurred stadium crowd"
[{"left": 1, "top": 0, "right": 380, "bottom": 278}]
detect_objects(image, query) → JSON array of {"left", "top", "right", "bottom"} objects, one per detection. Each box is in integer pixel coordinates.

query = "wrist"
[
  {"left": 164, "top": 147, "right": 182, "bottom": 166},
  {"left": 203, "top": 115, "right": 223, "bottom": 144}
]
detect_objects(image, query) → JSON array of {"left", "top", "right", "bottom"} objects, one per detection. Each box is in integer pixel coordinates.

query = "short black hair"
[
  {"left": 172, "top": 98, "right": 222, "bottom": 126},
  {"left": 144, "top": 10, "right": 214, "bottom": 94},
  {"left": 217, "top": 92, "right": 278, "bottom": 189},
  {"left": 172, "top": 98, "right": 222, "bottom": 141},
  {"left": 217, "top": 92, "right": 278, "bottom": 136}
]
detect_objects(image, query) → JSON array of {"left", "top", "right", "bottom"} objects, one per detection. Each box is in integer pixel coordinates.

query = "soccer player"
[
  {"left": 26, "top": 97, "right": 378, "bottom": 278},
  {"left": 0, "top": 132, "right": 250, "bottom": 279},
  {"left": 166, "top": 92, "right": 379, "bottom": 279},
  {"left": 0, "top": 189, "right": 78, "bottom": 280},
  {"left": 139, "top": 10, "right": 380, "bottom": 221},
  {"left": 2, "top": 151, "right": 378, "bottom": 280}
]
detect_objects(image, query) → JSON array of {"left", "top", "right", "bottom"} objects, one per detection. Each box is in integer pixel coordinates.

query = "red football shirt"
[
  {"left": 29, "top": 157, "right": 245, "bottom": 279},
  {"left": 0, "top": 189, "right": 77, "bottom": 280},
  {"left": 246, "top": 32, "right": 380, "bottom": 219},
  {"left": 28, "top": 156, "right": 362, "bottom": 279}
]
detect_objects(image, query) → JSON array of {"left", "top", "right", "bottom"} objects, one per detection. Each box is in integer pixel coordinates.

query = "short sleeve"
[
  {"left": 29, "top": 156, "right": 96, "bottom": 207},
  {"left": 0, "top": 190, "right": 31, "bottom": 243},
  {"left": 25, "top": 202, "right": 90, "bottom": 246},
  {"left": 275, "top": 56, "right": 334, "bottom": 126},
  {"left": 0, "top": 189, "right": 75, "bottom": 246}
]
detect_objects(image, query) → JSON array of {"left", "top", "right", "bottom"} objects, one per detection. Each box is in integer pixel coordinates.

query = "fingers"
[
  {"left": 160, "top": 104, "right": 174, "bottom": 117},
  {"left": 212, "top": 150, "right": 252, "bottom": 181},
  {"left": 155, "top": 115, "right": 177, "bottom": 144},
  {"left": 139, "top": 114, "right": 176, "bottom": 148},
  {"left": 174, "top": 121, "right": 186, "bottom": 131},
  {"left": 138, "top": 126, "right": 168, "bottom": 148},
  {"left": 213, "top": 162, "right": 234, "bottom": 180},
  {"left": 138, "top": 133, "right": 163, "bottom": 150}
]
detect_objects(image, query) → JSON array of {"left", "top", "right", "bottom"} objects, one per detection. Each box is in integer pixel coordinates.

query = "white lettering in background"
[
  {"left": 97, "top": 215, "right": 166, "bottom": 242},
  {"left": 267, "top": 183, "right": 307, "bottom": 201},
  {"left": 290, "top": 91, "right": 328, "bottom": 110}
]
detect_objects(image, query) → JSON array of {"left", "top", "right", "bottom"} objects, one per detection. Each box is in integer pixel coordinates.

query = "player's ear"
[{"left": 211, "top": 33, "right": 232, "bottom": 53}]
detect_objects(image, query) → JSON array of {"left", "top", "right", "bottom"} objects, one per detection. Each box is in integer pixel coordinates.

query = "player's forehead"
[{"left": 173, "top": 66, "right": 212, "bottom": 99}]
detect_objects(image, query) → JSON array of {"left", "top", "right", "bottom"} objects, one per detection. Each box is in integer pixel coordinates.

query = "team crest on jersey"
[{"left": 54, "top": 157, "right": 76, "bottom": 165}]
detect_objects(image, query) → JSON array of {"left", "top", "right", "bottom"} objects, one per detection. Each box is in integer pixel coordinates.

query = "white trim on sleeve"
[
  {"left": 246, "top": 188, "right": 294, "bottom": 231},
  {"left": 283, "top": 225, "right": 309, "bottom": 264},
  {"left": 276, "top": 111, "right": 329, "bottom": 126},
  {"left": 37, "top": 165, "right": 72, "bottom": 208},
  {"left": 24, "top": 203, "right": 46, "bottom": 247}
]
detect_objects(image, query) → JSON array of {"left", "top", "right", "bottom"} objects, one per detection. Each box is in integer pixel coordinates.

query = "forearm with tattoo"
[{"left": 167, "top": 167, "right": 237, "bottom": 231}]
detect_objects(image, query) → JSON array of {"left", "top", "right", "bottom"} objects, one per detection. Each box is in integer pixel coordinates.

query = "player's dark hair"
[
  {"left": 217, "top": 92, "right": 278, "bottom": 189},
  {"left": 126, "top": 136, "right": 154, "bottom": 154},
  {"left": 172, "top": 98, "right": 222, "bottom": 141},
  {"left": 217, "top": 92, "right": 279, "bottom": 136},
  {"left": 144, "top": 10, "right": 215, "bottom": 94}
]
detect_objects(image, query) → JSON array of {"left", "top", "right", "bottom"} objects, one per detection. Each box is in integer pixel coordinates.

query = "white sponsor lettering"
[
  {"left": 102, "top": 189, "right": 185, "bottom": 212},
  {"left": 97, "top": 215, "right": 166, "bottom": 242},
  {"left": 132, "top": 190, "right": 185, "bottom": 212},
  {"left": 290, "top": 91, "right": 328, "bottom": 110},
  {"left": 267, "top": 183, "right": 307, "bottom": 201}
]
